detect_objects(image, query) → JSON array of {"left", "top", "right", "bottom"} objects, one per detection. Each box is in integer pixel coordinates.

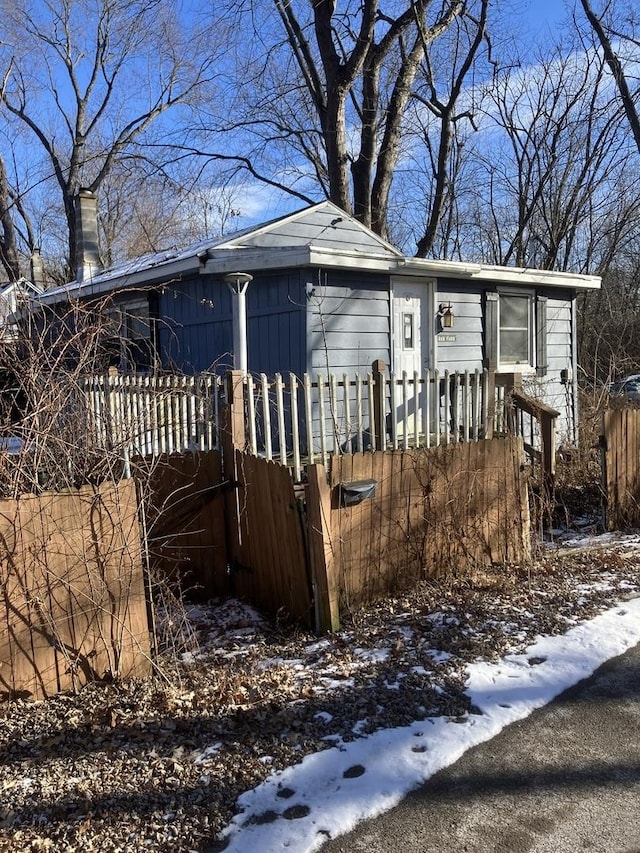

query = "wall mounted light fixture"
[{"left": 438, "top": 303, "right": 455, "bottom": 329}]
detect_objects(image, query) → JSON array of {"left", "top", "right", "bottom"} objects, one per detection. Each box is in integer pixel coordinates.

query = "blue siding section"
[
  {"left": 247, "top": 270, "right": 306, "bottom": 377},
  {"left": 523, "top": 293, "right": 575, "bottom": 443},
  {"left": 157, "top": 271, "right": 306, "bottom": 376},
  {"left": 305, "top": 270, "right": 390, "bottom": 452},
  {"left": 306, "top": 270, "right": 391, "bottom": 375},
  {"left": 434, "top": 282, "right": 483, "bottom": 372},
  {"left": 154, "top": 269, "right": 577, "bottom": 445},
  {"left": 158, "top": 276, "right": 233, "bottom": 372}
]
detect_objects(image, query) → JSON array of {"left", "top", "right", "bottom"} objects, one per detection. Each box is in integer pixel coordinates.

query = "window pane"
[
  {"left": 500, "top": 295, "right": 528, "bottom": 329},
  {"left": 500, "top": 329, "right": 529, "bottom": 363},
  {"left": 500, "top": 294, "right": 530, "bottom": 365},
  {"left": 103, "top": 308, "right": 122, "bottom": 336},
  {"left": 125, "top": 306, "right": 150, "bottom": 340},
  {"left": 403, "top": 313, "right": 414, "bottom": 349}
]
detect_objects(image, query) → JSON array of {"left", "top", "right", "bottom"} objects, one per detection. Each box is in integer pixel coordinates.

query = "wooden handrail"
[
  {"left": 511, "top": 389, "right": 560, "bottom": 420},
  {"left": 509, "top": 388, "right": 559, "bottom": 494}
]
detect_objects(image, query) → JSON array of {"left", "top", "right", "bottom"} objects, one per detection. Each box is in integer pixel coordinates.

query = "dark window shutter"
[
  {"left": 536, "top": 294, "right": 548, "bottom": 376},
  {"left": 485, "top": 291, "right": 498, "bottom": 369}
]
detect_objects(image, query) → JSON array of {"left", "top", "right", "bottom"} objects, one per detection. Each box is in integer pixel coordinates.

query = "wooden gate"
[{"left": 228, "top": 451, "right": 312, "bottom": 625}]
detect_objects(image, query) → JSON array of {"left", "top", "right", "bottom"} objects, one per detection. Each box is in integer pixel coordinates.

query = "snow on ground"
[
  {"left": 4, "top": 527, "right": 640, "bottom": 851},
  {"left": 217, "top": 597, "right": 640, "bottom": 852}
]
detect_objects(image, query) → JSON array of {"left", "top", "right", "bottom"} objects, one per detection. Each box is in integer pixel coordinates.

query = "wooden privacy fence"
[
  {"left": 602, "top": 408, "right": 640, "bottom": 529},
  {"left": 172, "top": 435, "right": 529, "bottom": 632},
  {"left": 306, "top": 436, "right": 530, "bottom": 629},
  {"left": 0, "top": 479, "right": 150, "bottom": 700},
  {"left": 139, "top": 451, "right": 227, "bottom": 600}
]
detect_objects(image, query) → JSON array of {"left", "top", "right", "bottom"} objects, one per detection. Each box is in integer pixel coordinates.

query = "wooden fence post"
[
  {"left": 540, "top": 409, "right": 557, "bottom": 498},
  {"left": 306, "top": 464, "right": 340, "bottom": 632},
  {"left": 222, "top": 370, "right": 246, "bottom": 571},
  {"left": 372, "top": 359, "right": 386, "bottom": 451},
  {"left": 225, "top": 370, "right": 246, "bottom": 455},
  {"left": 484, "top": 369, "right": 495, "bottom": 439}
]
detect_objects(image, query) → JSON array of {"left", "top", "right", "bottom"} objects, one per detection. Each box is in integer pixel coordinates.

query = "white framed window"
[
  {"left": 485, "top": 290, "right": 546, "bottom": 375},
  {"left": 498, "top": 291, "right": 535, "bottom": 370}
]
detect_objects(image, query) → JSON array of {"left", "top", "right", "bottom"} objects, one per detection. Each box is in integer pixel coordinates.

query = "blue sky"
[{"left": 519, "top": 0, "right": 571, "bottom": 39}]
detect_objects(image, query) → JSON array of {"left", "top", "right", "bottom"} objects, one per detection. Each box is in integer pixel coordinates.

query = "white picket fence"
[
  {"left": 84, "top": 368, "right": 495, "bottom": 480},
  {"left": 83, "top": 373, "right": 222, "bottom": 474},
  {"left": 246, "top": 368, "right": 493, "bottom": 480}
]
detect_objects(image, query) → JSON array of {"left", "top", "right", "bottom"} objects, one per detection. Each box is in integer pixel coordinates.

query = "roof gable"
[
  {"left": 214, "top": 201, "right": 402, "bottom": 258},
  {"left": 0, "top": 278, "right": 44, "bottom": 297}
]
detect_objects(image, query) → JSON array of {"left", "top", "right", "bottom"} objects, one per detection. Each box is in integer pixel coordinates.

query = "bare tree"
[
  {"left": 198, "top": 0, "right": 489, "bottom": 241},
  {"left": 0, "top": 155, "right": 20, "bottom": 281},
  {"left": 411, "top": 1, "right": 489, "bottom": 257},
  {"left": 98, "top": 161, "right": 245, "bottom": 264},
  {"left": 579, "top": 0, "right": 640, "bottom": 153},
  {"left": 0, "top": 0, "right": 218, "bottom": 276},
  {"left": 472, "top": 44, "right": 635, "bottom": 271}
]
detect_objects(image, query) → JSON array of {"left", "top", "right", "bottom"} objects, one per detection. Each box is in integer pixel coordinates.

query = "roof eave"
[
  {"left": 398, "top": 258, "right": 601, "bottom": 290},
  {"left": 37, "top": 255, "right": 201, "bottom": 305},
  {"left": 201, "top": 246, "right": 402, "bottom": 275}
]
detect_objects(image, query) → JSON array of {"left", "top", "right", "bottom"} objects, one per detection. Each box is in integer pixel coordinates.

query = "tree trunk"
[{"left": 0, "top": 157, "right": 21, "bottom": 281}]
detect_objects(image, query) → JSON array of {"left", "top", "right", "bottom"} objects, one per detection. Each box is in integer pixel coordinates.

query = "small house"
[
  {"left": 0, "top": 278, "right": 44, "bottom": 341},
  {"left": 37, "top": 196, "right": 600, "bottom": 447}
]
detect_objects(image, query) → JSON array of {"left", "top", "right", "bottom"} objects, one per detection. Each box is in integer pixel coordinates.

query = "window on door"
[{"left": 402, "top": 312, "right": 415, "bottom": 350}]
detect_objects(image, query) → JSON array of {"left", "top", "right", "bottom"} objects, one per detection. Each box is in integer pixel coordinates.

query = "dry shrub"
[{"left": 0, "top": 294, "right": 201, "bottom": 697}]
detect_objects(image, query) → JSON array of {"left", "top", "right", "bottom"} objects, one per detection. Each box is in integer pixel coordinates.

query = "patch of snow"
[
  {"left": 352, "top": 647, "right": 391, "bottom": 664},
  {"left": 218, "top": 598, "right": 640, "bottom": 853},
  {"left": 314, "top": 712, "right": 333, "bottom": 724}
]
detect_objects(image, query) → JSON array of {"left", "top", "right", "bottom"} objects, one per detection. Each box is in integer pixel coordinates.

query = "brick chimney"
[
  {"left": 75, "top": 189, "right": 101, "bottom": 282},
  {"left": 30, "top": 248, "right": 45, "bottom": 291}
]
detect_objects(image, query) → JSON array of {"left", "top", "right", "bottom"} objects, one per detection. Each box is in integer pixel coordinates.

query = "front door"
[
  {"left": 392, "top": 281, "right": 431, "bottom": 441},
  {"left": 393, "top": 281, "right": 430, "bottom": 375}
]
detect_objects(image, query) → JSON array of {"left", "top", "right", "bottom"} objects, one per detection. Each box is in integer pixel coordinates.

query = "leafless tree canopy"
[
  {"left": 192, "top": 0, "right": 491, "bottom": 243},
  {"left": 579, "top": 0, "right": 640, "bottom": 153},
  {"left": 0, "top": 0, "right": 219, "bottom": 278},
  {"left": 0, "top": 0, "right": 638, "bottom": 387}
]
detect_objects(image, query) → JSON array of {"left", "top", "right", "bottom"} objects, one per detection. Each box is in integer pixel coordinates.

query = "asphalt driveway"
[{"left": 320, "top": 641, "right": 640, "bottom": 852}]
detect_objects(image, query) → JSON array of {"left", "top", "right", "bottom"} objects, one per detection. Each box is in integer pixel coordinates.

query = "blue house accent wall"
[
  {"left": 306, "top": 269, "right": 391, "bottom": 376},
  {"left": 157, "top": 269, "right": 307, "bottom": 377},
  {"left": 157, "top": 274, "right": 233, "bottom": 372}
]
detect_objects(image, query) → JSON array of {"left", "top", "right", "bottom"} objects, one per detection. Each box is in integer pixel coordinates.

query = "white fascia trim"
[
  {"left": 204, "top": 249, "right": 601, "bottom": 289},
  {"left": 470, "top": 266, "right": 601, "bottom": 289},
  {"left": 395, "top": 258, "right": 482, "bottom": 278},
  {"left": 38, "top": 256, "right": 200, "bottom": 304},
  {"left": 398, "top": 258, "right": 601, "bottom": 290}
]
